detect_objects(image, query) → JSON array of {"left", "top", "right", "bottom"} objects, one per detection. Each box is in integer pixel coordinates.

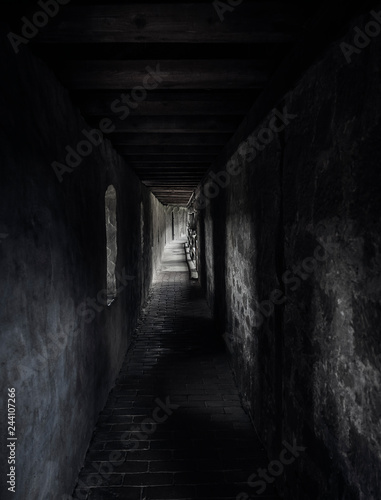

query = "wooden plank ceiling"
[{"left": 10, "top": 0, "right": 313, "bottom": 205}]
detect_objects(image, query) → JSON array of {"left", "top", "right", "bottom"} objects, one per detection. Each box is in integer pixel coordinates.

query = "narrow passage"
[{"left": 73, "top": 240, "right": 280, "bottom": 500}]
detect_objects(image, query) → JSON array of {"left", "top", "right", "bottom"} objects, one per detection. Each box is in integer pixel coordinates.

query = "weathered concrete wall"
[
  {"left": 280, "top": 12, "right": 381, "bottom": 498},
  {"left": 0, "top": 26, "right": 167, "bottom": 500},
  {"left": 164, "top": 206, "right": 188, "bottom": 244},
  {"left": 172, "top": 206, "right": 188, "bottom": 239},
  {"left": 194, "top": 9, "right": 381, "bottom": 500},
  {"left": 203, "top": 202, "right": 216, "bottom": 313}
]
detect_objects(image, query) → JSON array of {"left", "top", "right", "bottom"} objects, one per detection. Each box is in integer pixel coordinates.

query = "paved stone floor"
[{"left": 73, "top": 240, "right": 280, "bottom": 500}]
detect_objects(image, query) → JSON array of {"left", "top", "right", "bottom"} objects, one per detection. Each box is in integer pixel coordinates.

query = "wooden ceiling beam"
[
  {"left": 77, "top": 98, "right": 251, "bottom": 116},
  {"left": 57, "top": 60, "right": 270, "bottom": 89},
  {"left": 151, "top": 191, "right": 193, "bottom": 194},
  {"left": 123, "top": 155, "right": 215, "bottom": 163},
  {"left": 134, "top": 175, "right": 207, "bottom": 179},
  {"left": 138, "top": 182, "right": 204, "bottom": 186},
  {"left": 112, "top": 133, "right": 231, "bottom": 146},
  {"left": 117, "top": 145, "right": 223, "bottom": 155},
  {"left": 32, "top": 43, "right": 294, "bottom": 63},
  {"left": 112, "top": 133, "right": 231, "bottom": 147},
  {"left": 92, "top": 116, "right": 242, "bottom": 133},
  {"left": 131, "top": 166, "right": 209, "bottom": 171},
  {"left": 35, "top": 3, "right": 300, "bottom": 44}
]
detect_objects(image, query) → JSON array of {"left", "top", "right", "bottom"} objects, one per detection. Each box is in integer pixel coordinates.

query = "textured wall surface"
[
  {"left": 194, "top": 10, "right": 381, "bottom": 500},
  {"left": 0, "top": 26, "right": 168, "bottom": 500},
  {"left": 163, "top": 206, "right": 188, "bottom": 247}
]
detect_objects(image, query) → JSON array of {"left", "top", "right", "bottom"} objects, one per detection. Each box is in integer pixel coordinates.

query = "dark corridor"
[
  {"left": 73, "top": 241, "right": 279, "bottom": 500},
  {"left": 1, "top": 1, "right": 381, "bottom": 500}
]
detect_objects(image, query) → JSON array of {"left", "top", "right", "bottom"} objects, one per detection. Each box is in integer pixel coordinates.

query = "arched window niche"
[{"left": 105, "top": 185, "right": 117, "bottom": 305}]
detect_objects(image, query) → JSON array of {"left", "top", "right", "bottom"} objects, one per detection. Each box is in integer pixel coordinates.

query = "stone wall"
[
  {"left": 0, "top": 25, "right": 168, "bottom": 500},
  {"left": 164, "top": 206, "right": 188, "bottom": 243},
  {"left": 172, "top": 206, "right": 188, "bottom": 239},
  {"left": 193, "top": 9, "right": 381, "bottom": 500}
]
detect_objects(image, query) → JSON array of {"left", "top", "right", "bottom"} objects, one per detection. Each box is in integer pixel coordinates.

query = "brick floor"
[{"left": 72, "top": 240, "right": 280, "bottom": 500}]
